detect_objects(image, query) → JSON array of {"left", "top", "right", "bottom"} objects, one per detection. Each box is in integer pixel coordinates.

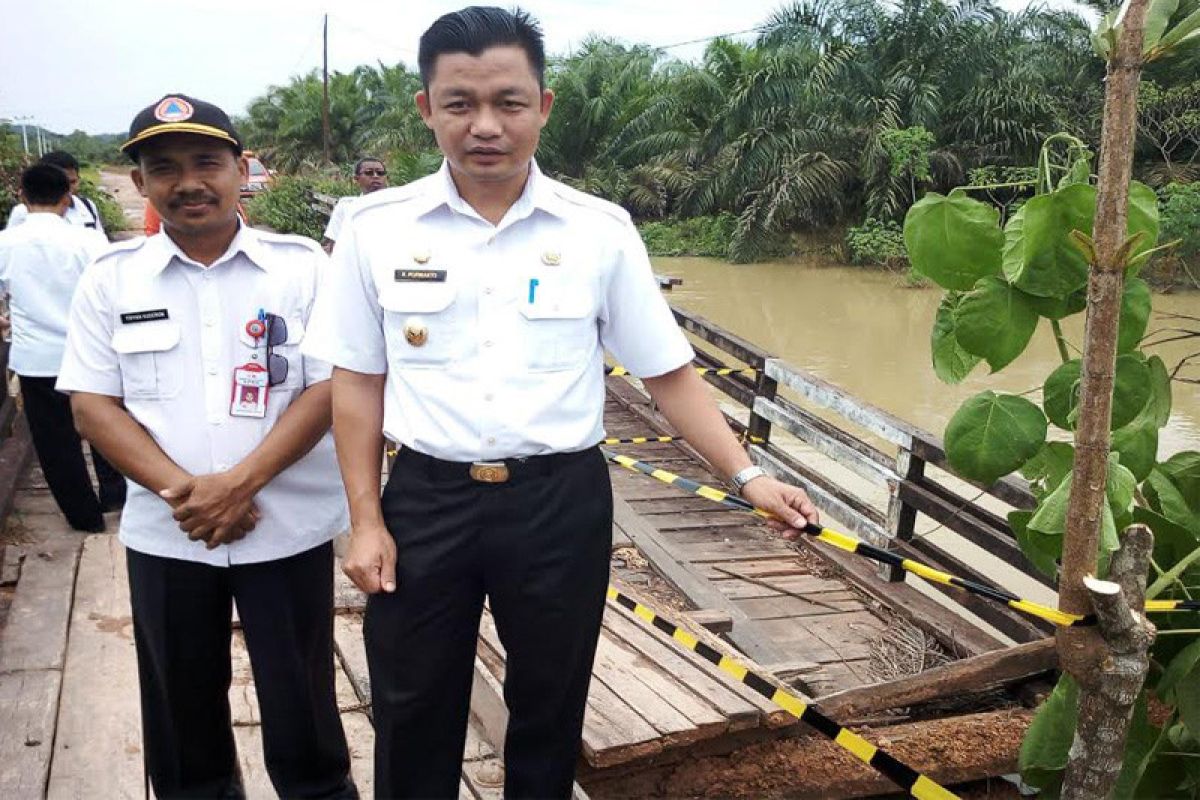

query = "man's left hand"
[{"left": 740, "top": 476, "right": 820, "bottom": 540}]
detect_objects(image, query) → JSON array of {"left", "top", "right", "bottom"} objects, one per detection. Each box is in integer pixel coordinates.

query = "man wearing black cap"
[{"left": 57, "top": 94, "right": 357, "bottom": 799}]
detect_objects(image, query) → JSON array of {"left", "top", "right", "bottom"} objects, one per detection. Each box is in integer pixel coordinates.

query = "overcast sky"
[{"left": 1, "top": 0, "right": 1093, "bottom": 136}]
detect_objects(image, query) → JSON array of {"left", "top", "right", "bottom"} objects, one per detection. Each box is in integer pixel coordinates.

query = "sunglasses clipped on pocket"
[{"left": 263, "top": 313, "right": 289, "bottom": 387}]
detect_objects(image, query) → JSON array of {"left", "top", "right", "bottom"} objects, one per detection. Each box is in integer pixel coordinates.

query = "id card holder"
[{"left": 230, "top": 362, "right": 269, "bottom": 418}]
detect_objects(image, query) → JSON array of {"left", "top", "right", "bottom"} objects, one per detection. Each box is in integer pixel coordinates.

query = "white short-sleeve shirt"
[
  {"left": 303, "top": 160, "right": 694, "bottom": 463},
  {"left": 0, "top": 213, "right": 108, "bottom": 376},
  {"left": 323, "top": 195, "right": 356, "bottom": 243},
  {"left": 7, "top": 195, "right": 106, "bottom": 236},
  {"left": 57, "top": 225, "right": 347, "bottom": 566}
]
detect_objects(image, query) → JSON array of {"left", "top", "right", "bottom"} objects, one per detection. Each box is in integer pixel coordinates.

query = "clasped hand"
[{"left": 160, "top": 472, "right": 261, "bottom": 550}]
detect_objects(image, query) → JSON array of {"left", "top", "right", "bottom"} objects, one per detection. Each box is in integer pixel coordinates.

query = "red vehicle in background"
[{"left": 240, "top": 151, "right": 274, "bottom": 198}]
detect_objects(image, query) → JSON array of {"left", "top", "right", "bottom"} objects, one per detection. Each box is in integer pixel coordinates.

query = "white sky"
[{"left": 1, "top": 0, "right": 1094, "bottom": 136}]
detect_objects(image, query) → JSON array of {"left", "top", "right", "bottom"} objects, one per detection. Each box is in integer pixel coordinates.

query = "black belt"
[{"left": 394, "top": 446, "right": 598, "bottom": 484}]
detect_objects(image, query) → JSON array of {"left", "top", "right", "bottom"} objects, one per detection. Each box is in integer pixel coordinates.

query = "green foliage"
[
  {"left": 908, "top": 131, "right": 1200, "bottom": 796},
  {"left": 637, "top": 214, "right": 738, "bottom": 258},
  {"left": 0, "top": 125, "right": 27, "bottom": 227},
  {"left": 880, "top": 126, "right": 935, "bottom": 181},
  {"left": 246, "top": 176, "right": 355, "bottom": 240},
  {"left": 1159, "top": 181, "right": 1200, "bottom": 259},
  {"left": 845, "top": 218, "right": 907, "bottom": 267},
  {"left": 76, "top": 176, "right": 128, "bottom": 232}
]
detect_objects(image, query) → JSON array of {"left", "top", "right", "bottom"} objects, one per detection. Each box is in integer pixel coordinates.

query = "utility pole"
[
  {"left": 16, "top": 116, "right": 30, "bottom": 154},
  {"left": 36, "top": 124, "right": 44, "bottom": 157},
  {"left": 322, "top": 13, "right": 332, "bottom": 165}
]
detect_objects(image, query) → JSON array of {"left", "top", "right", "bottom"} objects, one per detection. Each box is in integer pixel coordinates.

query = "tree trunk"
[
  {"left": 1057, "top": 0, "right": 1153, "bottom": 796},
  {"left": 1062, "top": 525, "right": 1156, "bottom": 798}
]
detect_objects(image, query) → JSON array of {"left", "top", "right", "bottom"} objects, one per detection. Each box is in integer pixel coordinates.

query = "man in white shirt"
[
  {"left": 304, "top": 8, "right": 819, "bottom": 799},
  {"left": 321, "top": 156, "right": 389, "bottom": 253},
  {"left": 5, "top": 151, "right": 107, "bottom": 236},
  {"left": 0, "top": 164, "right": 122, "bottom": 531},
  {"left": 58, "top": 94, "right": 356, "bottom": 799}
]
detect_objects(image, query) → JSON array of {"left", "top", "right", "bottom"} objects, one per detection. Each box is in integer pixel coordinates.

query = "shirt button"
[
  {"left": 483, "top": 287, "right": 493, "bottom": 295},
  {"left": 204, "top": 318, "right": 216, "bottom": 327},
  {"left": 486, "top": 437, "right": 496, "bottom": 445},
  {"left": 484, "top": 393, "right": 494, "bottom": 402},
  {"left": 483, "top": 340, "right": 493, "bottom": 348},
  {"left": 207, "top": 367, "right": 218, "bottom": 375}
]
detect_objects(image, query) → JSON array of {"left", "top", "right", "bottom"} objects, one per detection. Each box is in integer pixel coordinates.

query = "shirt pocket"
[
  {"left": 378, "top": 282, "right": 462, "bottom": 368},
  {"left": 518, "top": 273, "right": 596, "bottom": 372},
  {"left": 111, "top": 320, "right": 183, "bottom": 400},
  {"left": 236, "top": 313, "right": 306, "bottom": 391}
]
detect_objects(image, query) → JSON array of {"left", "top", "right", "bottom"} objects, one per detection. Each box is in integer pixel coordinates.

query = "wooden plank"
[
  {"left": 683, "top": 609, "right": 733, "bottom": 634},
  {"left": 816, "top": 639, "right": 1058, "bottom": 719},
  {"left": 791, "top": 535, "right": 1006, "bottom": 658},
  {"left": 48, "top": 535, "right": 145, "bottom": 800},
  {"left": 736, "top": 593, "right": 863, "bottom": 620},
  {"left": 604, "top": 597, "right": 797, "bottom": 729},
  {"left": 612, "top": 496, "right": 798, "bottom": 668},
  {"left": 764, "top": 357, "right": 915, "bottom": 448},
  {"left": 1, "top": 543, "right": 22, "bottom": 586},
  {"left": 232, "top": 725, "right": 276, "bottom": 799},
  {"left": 0, "top": 416, "right": 35, "bottom": 531},
  {"left": 342, "top": 712, "right": 376, "bottom": 798},
  {"left": 231, "top": 715, "right": 375, "bottom": 800},
  {"left": 753, "top": 395, "right": 895, "bottom": 486},
  {"left": 0, "top": 669, "right": 61, "bottom": 798},
  {"left": 908, "top": 432, "right": 1037, "bottom": 510},
  {"left": 590, "top": 638, "right": 709, "bottom": 745},
  {"left": 0, "top": 535, "right": 82, "bottom": 672},
  {"left": 334, "top": 613, "right": 371, "bottom": 708},
  {"left": 583, "top": 678, "right": 665, "bottom": 768},
  {"left": 670, "top": 306, "right": 769, "bottom": 368}
]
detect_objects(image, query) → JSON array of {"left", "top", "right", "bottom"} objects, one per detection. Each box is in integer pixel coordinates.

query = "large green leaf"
[
  {"left": 1107, "top": 457, "right": 1138, "bottom": 516},
  {"left": 1159, "top": 638, "right": 1200, "bottom": 698},
  {"left": 1011, "top": 509, "right": 1060, "bottom": 579},
  {"left": 1146, "top": 467, "right": 1199, "bottom": 530},
  {"left": 1117, "top": 278, "right": 1152, "bottom": 353},
  {"left": 1020, "top": 673, "right": 1079, "bottom": 791},
  {"left": 1014, "top": 184, "right": 1096, "bottom": 298},
  {"left": 1160, "top": 451, "right": 1200, "bottom": 516},
  {"left": 1146, "top": 0, "right": 1182, "bottom": 53},
  {"left": 904, "top": 193, "right": 1003, "bottom": 291},
  {"left": 1157, "top": 6, "right": 1200, "bottom": 52},
  {"left": 1022, "top": 441, "right": 1076, "bottom": 497},
  {"left": 1042, "top": 355, "right": 1152, "bottom": 431},
  {"left": 1028, "top": 470, "right": 1119, "bottom": 552},
  {"left": 1111, "top": 410, "right": 1159, "bottom": 482},
  {"left": 1024, "top": 288, "right": 1086, "bottom": 321},
  {"left": 1127, "top": 181, "right": 1161, "bottom": 264},
  {"left": 953, "top": 277, "right": 1039, "bottom": 371},
  {"left": 930, "top": 292, "right": 982, "bottom": 384},
  {"left": 1146, "top": 355, "right": 1173, "bottom": 428},
  {"left": 945, "top": 391, "right": 1048, "bottom": 485},
  {"left": 1179, "top": 671, "right": 1200, "bottom": 741},
  {"left": 1001, "top": 204, "right": 1027, "bottom": 284}
]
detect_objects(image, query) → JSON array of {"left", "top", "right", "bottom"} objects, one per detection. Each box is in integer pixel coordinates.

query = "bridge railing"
[{"left": 670, "top": 305, "right": 1051, "bottom": 644}]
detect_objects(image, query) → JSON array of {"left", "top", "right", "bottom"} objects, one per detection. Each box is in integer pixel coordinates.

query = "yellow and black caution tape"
[
  {"left": 603, "top": 451, "right": 1200, "bottom": 626},
  {"left": 606, "top": 365, "right": 757, "bottom": 377},
  {"left": 602, "top": 434, "right": 766, "bottom": 446},
  {"left": 606, "top": 585, "right": 958, "bottom": 800}
]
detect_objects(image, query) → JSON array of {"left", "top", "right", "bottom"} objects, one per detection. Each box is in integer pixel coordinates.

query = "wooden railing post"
[
  {"left": 747, "top": 363, "right": 778, "bottom": 446},
  {"left": 883, "top": 448, "right": 924, "bottom": 582}
]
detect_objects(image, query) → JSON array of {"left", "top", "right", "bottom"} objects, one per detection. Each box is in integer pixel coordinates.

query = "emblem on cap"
[
  {"left": 154, "top": 97, "right": 195, "bottom": 123},
  {"left": 404, "top": 319, "right": 428, "bottom": 347},
  {"left": 542, "top": 250, "right": 561, "bottom": 266},
  {"left": 412, "top": 249, "right": 431, "bottom": 264}
]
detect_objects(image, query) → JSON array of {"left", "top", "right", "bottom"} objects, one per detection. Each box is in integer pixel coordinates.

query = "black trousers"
[
  {"left": 368, "top": 447, "right": 612, "bottom": 800},
  {"left": 20, "top": 374, "right": 125, "bottom": 530},
  {"left": 126, "top": 542, "right": 356, "bottom": 800}
]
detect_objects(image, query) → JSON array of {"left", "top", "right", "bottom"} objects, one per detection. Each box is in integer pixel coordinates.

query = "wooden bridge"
[{"left": 0, "top": 297, "right": 1053, "bottom": 797}]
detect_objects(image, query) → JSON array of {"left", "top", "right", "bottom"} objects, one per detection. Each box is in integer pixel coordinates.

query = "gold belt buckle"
[{"left": 469, "top": 461, "right": 509, "bottom": 483}]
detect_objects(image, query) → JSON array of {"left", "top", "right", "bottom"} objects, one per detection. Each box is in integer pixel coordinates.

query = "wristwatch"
[{"left": 730, "top": 465, "right": 767, "bottom": 495}]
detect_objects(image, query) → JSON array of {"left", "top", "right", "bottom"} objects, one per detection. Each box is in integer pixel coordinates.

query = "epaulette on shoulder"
[
  {"left": 348, "top": 178, "right": 434, "bottom": 221},
  {"left": 549, "top": 180, "right": 632, "bottom": 225},
  {"left": 254, "top": 228, "right": 324, "bottom": 254},
  {"left": 92, "top": 236, "right": 148, "bottom": 264}
]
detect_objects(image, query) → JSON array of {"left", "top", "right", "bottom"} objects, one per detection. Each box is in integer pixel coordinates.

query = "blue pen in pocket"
[{"left": 528, "top": 278, "right": 539, "bottom": 304}]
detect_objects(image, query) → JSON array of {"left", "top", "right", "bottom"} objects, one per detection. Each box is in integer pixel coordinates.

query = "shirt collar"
[
  {"left": 430, "top": 158, "right": 567, "bottom": 226},
  {"left": 21, "top": 211, "right": 69, "bottom": 226},
  {"left": 149, "top": 220, "right": 271, "bottom": 275}
]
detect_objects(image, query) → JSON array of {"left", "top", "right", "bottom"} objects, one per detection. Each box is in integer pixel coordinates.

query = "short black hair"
[
  {"left": 354, "top": 156, "right": 385, "bottom": 175},
  {"left": 40, "top": 150, "right": 81, "bottom": 173},
  {"left": 418, "top": 6, "right": 545, "bottom": 90},
  {"left": 21, "top": 164, "right": 71, "bottom": 206}
]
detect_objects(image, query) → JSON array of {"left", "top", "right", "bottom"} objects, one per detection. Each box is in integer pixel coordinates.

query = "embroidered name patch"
[
  {"left": 120, "top": 309, "right": 170, "bottom": 324},
  {"left": 394, "top": 269, "right": 447, "bottom": 283}
]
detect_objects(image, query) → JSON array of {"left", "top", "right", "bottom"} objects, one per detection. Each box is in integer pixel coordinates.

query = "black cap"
[{"left": 121, "top": 94, "right": 243, "bottom": 161}]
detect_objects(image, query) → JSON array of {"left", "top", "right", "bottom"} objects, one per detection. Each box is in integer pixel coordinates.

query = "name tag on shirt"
[
  {"left": 394, "top": 269, "right": 446, "bottom": 283},
  {"left": 120, "top": 309, "right": 170, "bottom": 324}
]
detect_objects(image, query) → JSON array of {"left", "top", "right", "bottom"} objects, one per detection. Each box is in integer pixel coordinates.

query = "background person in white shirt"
[
  {"left": 5, "top": 150, "right": 107, "bottom": 237},
  {"left": 57, "top": 94, "right": 356, "bottom": 799},
  {"left": 0, "top": 164, "right": 122, "bottom": 532},
  {"left": 321, "top": 156, "right": 389, "bottom": 253},
  {"left": 304, "top": 8, "right": 819, "bottom": 798}
]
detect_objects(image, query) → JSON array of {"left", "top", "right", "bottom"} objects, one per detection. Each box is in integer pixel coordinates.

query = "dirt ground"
[{"left": 99, "top": 167, "right": 144, "bottom": 232}]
